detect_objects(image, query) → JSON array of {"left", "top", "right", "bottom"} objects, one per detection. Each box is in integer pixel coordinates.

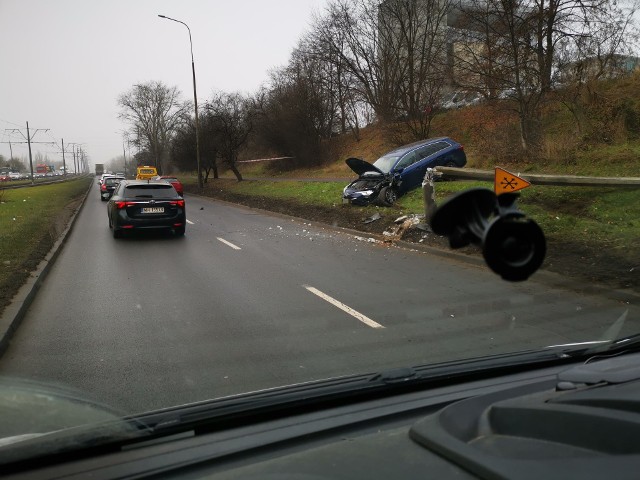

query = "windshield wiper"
[{"left": 544, "top": 309, "right": 631, "bottom": 358}]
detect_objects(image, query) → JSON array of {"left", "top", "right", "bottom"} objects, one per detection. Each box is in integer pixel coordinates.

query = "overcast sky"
[{"left": 0, "top": 0, "right": 329, "bottom": 168}]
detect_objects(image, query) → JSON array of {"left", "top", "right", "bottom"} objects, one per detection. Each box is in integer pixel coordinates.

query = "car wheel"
[
  {"left": 378, "top": 187, "right": 397, "bottom": 206},
  {"left": 174, "top": 226, "right": 186, "bottom": 236}
]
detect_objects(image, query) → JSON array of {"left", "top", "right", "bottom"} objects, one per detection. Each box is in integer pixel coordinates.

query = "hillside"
[{"left": 238, "top": 73, "right": 640, "bottom": 179}]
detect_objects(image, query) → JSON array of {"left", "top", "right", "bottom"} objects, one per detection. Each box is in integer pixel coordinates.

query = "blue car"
[{"left": 342, "top": 137, "right": 466, "bottom": 206}]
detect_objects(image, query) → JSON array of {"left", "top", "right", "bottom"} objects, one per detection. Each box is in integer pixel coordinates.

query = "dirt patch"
[{"left": 188, "top": 183, "right": 638, "bottom": 291}]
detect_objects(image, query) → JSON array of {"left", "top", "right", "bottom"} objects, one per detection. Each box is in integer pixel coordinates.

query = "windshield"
[
  {"left": 372, "top": 154, "right": 401, "bottom": 173},
  {"left": 0, "top": 0, "right": 638, "bottom": 465}
]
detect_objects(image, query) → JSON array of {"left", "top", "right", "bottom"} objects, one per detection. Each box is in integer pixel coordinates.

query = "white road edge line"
[
  {"left": 302, "top": 285, "right": 385, "bottom": 329},
  {"left": 217, "top": 237, "right": 242, "bottom": 250},
  {"left": 186, "top": 219, "right": 195, "bottom": 225}
]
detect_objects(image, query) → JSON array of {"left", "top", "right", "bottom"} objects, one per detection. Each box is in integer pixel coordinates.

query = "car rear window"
[
  {"left": 162, "top": 178, "right": 178, "bottom": 183},
  {"left": 124, "top": 184, "right": 177, "bottom": 198},
  {"left": 105, "top": 177, "right": 123, "bottom": 186}
]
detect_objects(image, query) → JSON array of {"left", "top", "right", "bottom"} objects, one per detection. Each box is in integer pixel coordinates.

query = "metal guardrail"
[{"left": 435, "top": 167, "right": 640, "bottom": 187}]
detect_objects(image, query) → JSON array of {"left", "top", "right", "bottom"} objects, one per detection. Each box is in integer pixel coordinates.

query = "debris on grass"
[{"left": 363, "top": 212, "right": 382, "bottom": 224}]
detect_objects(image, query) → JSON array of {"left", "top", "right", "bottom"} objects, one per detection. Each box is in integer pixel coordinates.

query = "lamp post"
[{"left": 158, "top": 14, "right": 203, "bottom": 188}]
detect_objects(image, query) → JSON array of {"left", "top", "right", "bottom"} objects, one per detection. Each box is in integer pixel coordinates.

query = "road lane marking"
[
  {"left": 302, "top": 285, "right": 385, "bottom": 329},
  {"left": 186, "top": 219, "right": 194, "bottom": 225},
  {"left": 217, "top": 237, "right": 242, "bottom": 250}
]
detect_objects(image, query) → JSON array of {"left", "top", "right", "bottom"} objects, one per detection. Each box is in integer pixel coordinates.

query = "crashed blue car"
[{"left": 342, "top": 137, "right": 467, "bottom": 206}]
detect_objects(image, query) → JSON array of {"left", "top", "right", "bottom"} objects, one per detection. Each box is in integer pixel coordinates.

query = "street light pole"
[{"left": 158, "top": 14, "right": 203, "bottom": 189}]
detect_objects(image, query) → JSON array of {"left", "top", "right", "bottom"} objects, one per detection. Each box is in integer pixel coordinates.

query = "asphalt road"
[{"left": 0, "top": 188, "right": 638, "bottom": 415}]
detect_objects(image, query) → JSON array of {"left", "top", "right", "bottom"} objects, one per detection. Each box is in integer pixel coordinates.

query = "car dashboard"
[{"left": 5, "top": 351, "right": 640, "bottom": 480}]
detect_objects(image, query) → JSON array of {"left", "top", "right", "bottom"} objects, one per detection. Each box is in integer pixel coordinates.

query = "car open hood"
[{"left": 345, "top": 157, "right": 385, "bottom": 176}]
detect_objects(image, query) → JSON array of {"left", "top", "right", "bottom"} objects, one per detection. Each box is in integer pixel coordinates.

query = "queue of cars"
[
  {"left": 98, "top": 171, "right": 186, "bottom": 238},
  {"left": 0, "top": 171, "right": 56, "bottom": 181}
]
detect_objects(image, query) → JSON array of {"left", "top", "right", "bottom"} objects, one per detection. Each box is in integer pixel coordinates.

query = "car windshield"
[
  {"left": 0, "top": 0, "right": 638, "bottom": 468},
  {"left": 372, "top": 154, "right": 401, "bottom": 173}
]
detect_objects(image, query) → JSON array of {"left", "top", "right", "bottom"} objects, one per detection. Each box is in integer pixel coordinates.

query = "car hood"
[{"left": 345, "top": 157, "right": 385, "bottom": 176}]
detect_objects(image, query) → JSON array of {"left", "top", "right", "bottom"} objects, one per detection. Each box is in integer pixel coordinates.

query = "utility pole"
[
  {"left": 122, "top": 141, "right": 128, "bottom": 178},
  {"left": 2, "top": 122, "right": 54, "bottom": 184},
  {"left": 26, "top": 122, "right": 34, "bottom": 182},
  {"left": 61, "top": 139, "right": 66, "bottom": 176}
]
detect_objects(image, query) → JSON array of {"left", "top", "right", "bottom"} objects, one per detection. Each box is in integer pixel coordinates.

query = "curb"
[{"left": 0, "top": 180, "right": 92, "bottom": 357}]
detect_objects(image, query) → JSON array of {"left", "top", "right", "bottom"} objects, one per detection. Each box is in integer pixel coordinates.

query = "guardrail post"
[{"left": 422, "top": 168, "right": 440, "bottom": 222}]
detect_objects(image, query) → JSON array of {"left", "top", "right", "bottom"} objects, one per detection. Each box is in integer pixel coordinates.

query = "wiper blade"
[{"left": 544, "top": 309, "right": 629, "bottom": 357}]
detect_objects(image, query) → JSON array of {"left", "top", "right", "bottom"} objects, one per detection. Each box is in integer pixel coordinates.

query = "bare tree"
[
  {"left": 313, "top": 0, "right": 407, "bottom": 122},
  {"left": 172, "top": 116, "right": 221, "bottom": 181},
  {"left": 554, "top": 1, "right": 639, "bottom": 140},
  {"left": 310, "top": 0, "right": 451, "bottom": 139},
  {"left": 118, "top": 81, "right": 191, "bottom": 174},
  {"left": 453, "top": 0, "right": 638, "bottom": 155},
  {"left": 204, "top": 92, "right": 254, "bottom": 182}
]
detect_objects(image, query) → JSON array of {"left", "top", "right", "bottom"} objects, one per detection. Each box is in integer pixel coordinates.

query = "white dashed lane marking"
[
  {"left": 302, "top": 285, "right": 385, "bottom": 329},
  {"left": 217, "top": 237, "right": 242, "bottom": 250}
]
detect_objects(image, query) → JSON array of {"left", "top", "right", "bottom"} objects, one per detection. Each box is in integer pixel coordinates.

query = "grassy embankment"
[{"left": 0, "top": 177, "right": 92, "bottom": 310}]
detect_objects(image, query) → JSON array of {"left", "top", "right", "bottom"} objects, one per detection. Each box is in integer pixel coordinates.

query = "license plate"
[{"left": 141, "top": 207, "right": 164, "bottom": 214}]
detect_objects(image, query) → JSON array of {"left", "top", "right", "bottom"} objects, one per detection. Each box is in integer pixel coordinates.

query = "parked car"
[
  {"left": 100, "top": 175, "right": 125, "bottom": 201},
  {"left": 152, "top": 175, "right": 183, "bottom": 196},
  {"left": 342, "top": 137, "right": 467, "bottom": 206},
  {"left": 107, "top": 180, "right": 186, "bottom": 238}
]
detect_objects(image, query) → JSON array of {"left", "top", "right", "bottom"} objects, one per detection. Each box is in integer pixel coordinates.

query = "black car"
[
  {"left": 106, "top": 180, "right": 186, "bottom": 238},
  {"left": 342, "top": 137, "right": 466, "bottom": 206},
  {"left": 99, "top": 175, "right": 124, "bottom": 201}
]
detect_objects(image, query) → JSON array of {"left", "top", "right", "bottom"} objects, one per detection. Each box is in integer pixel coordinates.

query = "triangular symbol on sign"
[{"left": 494, "top": 167, "right": 531, "bottom": 195}]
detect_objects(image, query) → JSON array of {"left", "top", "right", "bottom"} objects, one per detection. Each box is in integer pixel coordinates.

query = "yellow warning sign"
[{"left": 494, "top": 167, "right": 531, "bottom": 195}]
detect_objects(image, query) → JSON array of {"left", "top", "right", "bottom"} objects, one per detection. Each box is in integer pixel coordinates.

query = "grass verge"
[{"left": 0, "top": 177, "right": 92, "bottom": 311}]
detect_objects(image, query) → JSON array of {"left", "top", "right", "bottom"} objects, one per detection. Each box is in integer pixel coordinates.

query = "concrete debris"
[
  {"left": 394, "top": 213, "right": 424, "bottom": 224},
  {"left": 383, "top": 218, "right": 414, "bottom": 242},
  {"left": 353, "top": 235, "right": 381, "bottom": 244},
  {"left": 363, "top": 212, "right": 382, "bottom": 224}
]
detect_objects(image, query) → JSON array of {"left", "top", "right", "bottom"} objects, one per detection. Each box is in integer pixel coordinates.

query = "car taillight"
[
  {"left": 101, "top": 184, "right": 107, "bottom": 191},
  {"left": 115, "top": 201, "right": 137, "bottom": 209},
  {"left": 170, "top": 199, "right": 185, "bottom": 207}
]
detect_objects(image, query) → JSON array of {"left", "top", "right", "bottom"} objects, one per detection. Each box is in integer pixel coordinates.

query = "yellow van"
[{"left": 136, "top": 165, "right": 158, "bottom": 180}]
